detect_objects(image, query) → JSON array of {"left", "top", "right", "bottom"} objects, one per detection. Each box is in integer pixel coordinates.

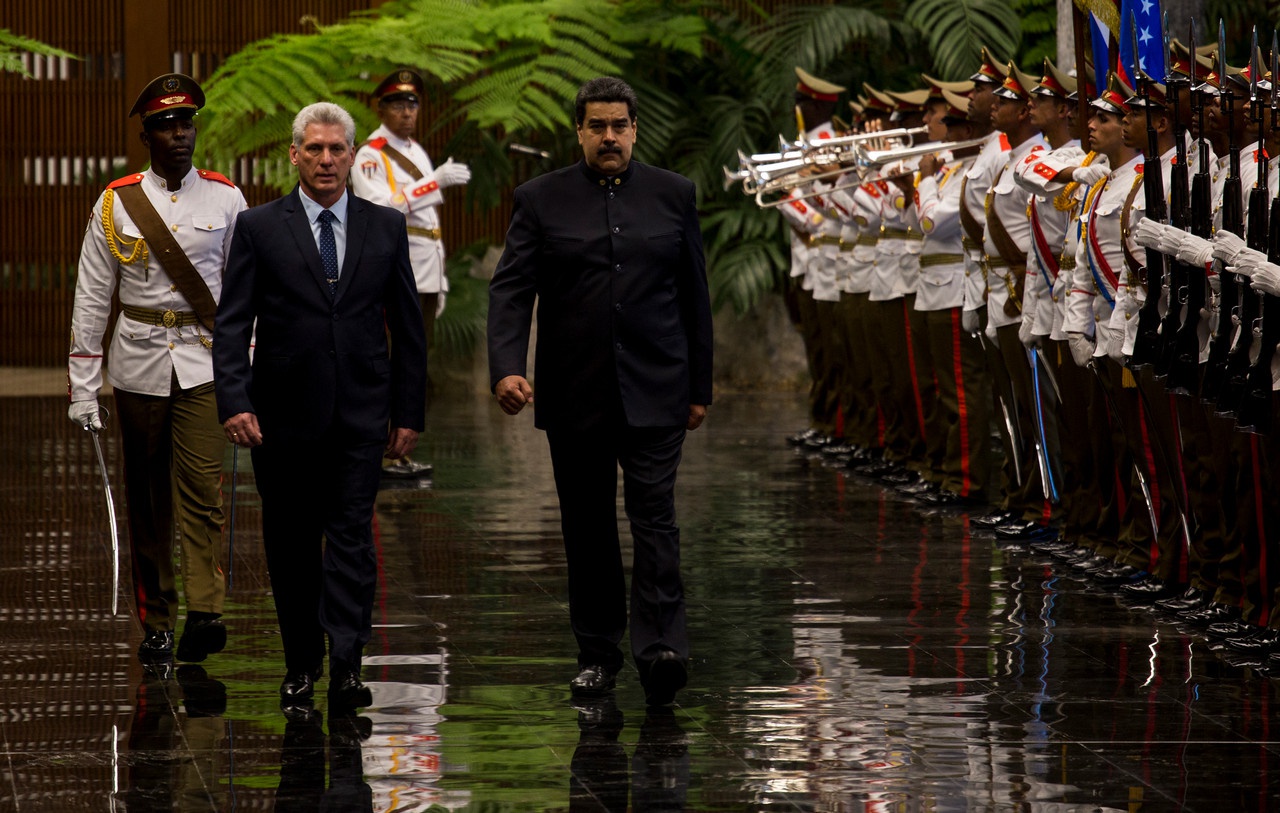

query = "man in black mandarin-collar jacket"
[
  {"left": 214, "top": 102, "right": 426, "bottom": 711},
  {"left": 488, "top": 77, "right": 713, "bottom": 707}
]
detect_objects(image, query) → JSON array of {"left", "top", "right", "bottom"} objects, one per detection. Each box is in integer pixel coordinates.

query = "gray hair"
[{"left": 291, "top": 102, "right": 356, "bottom": 147}]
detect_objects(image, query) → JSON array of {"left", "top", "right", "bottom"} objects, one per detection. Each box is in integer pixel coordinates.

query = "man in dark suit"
[
  {"left": 213, "top": 102, "right": 426, "bottom": 711},
  {"left": 488, "top": 77, "right": 713, "bottom": 707}
]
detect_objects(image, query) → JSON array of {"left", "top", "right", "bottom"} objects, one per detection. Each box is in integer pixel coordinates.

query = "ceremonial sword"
[{"left": 86, "top": 423, "right": 120, "bottom": 616}]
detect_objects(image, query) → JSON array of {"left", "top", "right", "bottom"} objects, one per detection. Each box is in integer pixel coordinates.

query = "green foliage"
[
  {"left": 1011, "top": 0, "right": 1057, "bottom": 71},
  {"left": 0, "top": 28, "right": 76, "bottom": 76},
  {"left": 906, "top": 0, "right": 1023, "bottom": 80},
  {"left": 197, "top": 0, "right": 1027, "bottom": 320}
]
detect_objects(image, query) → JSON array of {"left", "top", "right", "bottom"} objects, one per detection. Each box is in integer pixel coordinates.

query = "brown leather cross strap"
[
  {"left": 984, "top": 189, "right": 1029, "bottom": 317},
  {"left": 365, "top": 140, "right": 424, "bottom": 181},
  {"left": 1120, "top": 172, "right": 1147, "bottom": 294},
  {"left": 113, "top": 183, "right": 218, "bottom": 332},
  {"left": 958, "top": 177, "right": 986, "bottom": 249}
]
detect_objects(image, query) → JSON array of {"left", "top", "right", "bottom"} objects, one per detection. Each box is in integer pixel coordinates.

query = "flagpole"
[{"left": 1072, "top": 0, "right": 1090, "bottom": 143}]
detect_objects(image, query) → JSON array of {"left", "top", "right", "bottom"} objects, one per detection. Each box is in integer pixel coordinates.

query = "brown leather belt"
[
  {"left": 121, "top": 305, "right": 199, "bottom": 328},
  {"left": 407, "top": 226, "right": 442, "bottom": 240}
]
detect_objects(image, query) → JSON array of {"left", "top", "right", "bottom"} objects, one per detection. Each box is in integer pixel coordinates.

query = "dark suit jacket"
[
  {"left": 214, "top": 187, "right": 426, "bottom": 444},
  {"left": 487, "top": 160, "right": 713, "bottom": 430}
]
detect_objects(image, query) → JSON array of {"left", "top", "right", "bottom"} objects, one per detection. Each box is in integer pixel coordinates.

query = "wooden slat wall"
[{"left": 0, "top": 0, "right": 512, "bottom": 368}]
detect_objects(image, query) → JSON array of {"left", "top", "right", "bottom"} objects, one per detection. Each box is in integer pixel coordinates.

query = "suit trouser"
[
  {"left": 923, "top": 308, "right": 992, "bottom": 499},
  {"left": 252, "top": 434, "right": 383, "bottom": 674},
  {"left": 1051, "top": 341, "right": 1120, "bottom": 556},
  {"left": 114, "top": 380, "right": 226, "bottom": 632},
  {"left": 904, "top": 295, "right": 942, "bottom": 482},
  {"left": 865, "top": 297, "right": 923, "bottom": 465},
  {"left": 836, "top": 292, "right": 880, "bottom": 450},
  {"left": 811, "top": 297, "right": 844, "bottom": 436},
  {"left": 546, "top": 422, "right": 688, "bottom": 677},
  {"left": 793, "top": 287, "right": 829, "bottom": 432},
  {"left": 1135, "top": 367, "right": 1191, "bottom": 583}
]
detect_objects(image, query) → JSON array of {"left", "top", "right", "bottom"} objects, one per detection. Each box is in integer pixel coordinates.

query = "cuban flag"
[
  {"left": 1116, "top": 0, "right": 1165, "bottom": 86},
  {"left": 1090, "top": 9, "right": 1114, "bottom": 91}
]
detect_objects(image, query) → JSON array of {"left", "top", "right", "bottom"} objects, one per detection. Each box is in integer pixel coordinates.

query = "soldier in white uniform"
[
  {"left": 982, "top": 63, "right": 1049, "bottom": 538},
  {"left": 67, "top": 74, "right": 248, "bottom": 663},
  {"left": 907, "top": 87, "right": 993, "bottom": 505},
  {"left": 352, "top": 69, "right": 470, "bottom": 478},
  {"left": 1012, "top": 61, "right": 1105, "bottom": 556}
]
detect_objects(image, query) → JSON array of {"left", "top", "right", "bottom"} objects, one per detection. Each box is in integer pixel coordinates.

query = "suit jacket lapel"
[
  {"left": 284, "top": 187, "right": 332, "bottom": 297},
  {"left": 336, "top": 195, "right": 367, "bottom": 302}
]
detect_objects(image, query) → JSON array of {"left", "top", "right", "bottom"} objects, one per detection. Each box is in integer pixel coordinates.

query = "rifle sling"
[{"left": 114, "top": 183, "right": 217, "bottom": 332}]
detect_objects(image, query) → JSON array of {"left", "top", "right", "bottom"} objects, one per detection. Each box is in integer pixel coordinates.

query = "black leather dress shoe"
[
  {"left": 1089, "top": 564, "right": 1143, "bottom": 587},
  {"left": 644, "top": 650, "right": 688, "bottom": 707},
  {"left": 1179, "top": 602, "right": 1240, "bottom": 628},
  {"left": 1226, "top": 628, "right": 1280, "bottom": 655},
  {"left": 896, "top": 479, "right": 937, "bottom": 496},
  {"left": 993, "top": 519, "right": 1047, "bottom": 539},
  {"left": 878, "top": 470, "right": 918, "bottom": 486},
  {"left": 821, "top": 442, "right": 855, "bottom": 457},
  {"left": 1156, "top": 587, "right": 1210, "bottom": 613},
  {"left": 1206, "top": 619, "right": 1256, "bottom": 641},
  {"left": 570, "top": 665, "right": 617, "bottom": 697},
  {"left": 329, "top": 668, "right": 373, "bottom": 710},
  {"left": 972, "top": 510, "right": 1017, "bottom": 529},
  {"left": 280, "top": 669, "right": 320, "bottom": 701},
  {"left": 137, "top": 629, "right": 174, "bottom": 663},
  {"left": 1119, "top": 576, "right": 1180, "bottom": 602},
  {"left": 176, "top": 614, "right": 226, "bottom": 663},
  {"left": 787, "top": 428, "right": 819, "bottom": 446},
  {"left": 918, "top": 488, "right": 979, "bottom": 507}
]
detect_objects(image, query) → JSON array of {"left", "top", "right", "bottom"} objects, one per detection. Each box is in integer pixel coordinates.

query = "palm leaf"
[{"left": 906, "top": 0, "right": 1022, "bottom": 80}]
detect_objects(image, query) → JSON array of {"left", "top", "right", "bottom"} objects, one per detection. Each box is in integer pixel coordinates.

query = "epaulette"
[
  {"left": 196, "top": 168, "right": 236, "bottom": 188},
  {"left": 107, "top": 173, "right": 145, "bottom": 189},
  {"left": 367, "top": 137, "right": 389, "bottom": 151},
  {"left": 998, "top": 133, "right": 1012, "bottom": 151}
]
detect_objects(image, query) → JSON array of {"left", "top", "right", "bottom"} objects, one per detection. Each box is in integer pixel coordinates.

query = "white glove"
[
  {"left": 1175, "top": 232, "right": 1215, "bottom": 266},
  {"left": 1072, "top": 164, "right": 1109, "bottom": 187},
  {"left": 961, "top": 307, "right": 981, "bottom": 334},
  {"left": 1154, "top": 223, "right": 1186, "bottom": 255},
  {"left": 1018, "top": 314, "right": 1035, "bottom": 347},
  {"left": 68, "top": 400, "right": 102, "bottom": 431},
  {"left": 434, "top": 157, "right": 471, "bottom": 188},
  {"left": 1251, "top": 261, "right": 1280, "bottom": 296},
  {"left": 1068, "top": 332, "right": 1095, "bottom": 367},
  {"left": 435, "top": 289, "right": 447, "bottom": 318},
  {"left": 1232, "top": 255, "right": 1262, "bottom": 278},
  {"left": 1211, "top": 230, "right": 1248, "bottom": 265},
  {"left": 1132, "top": 218, "right": 1171, "bottom": 251}
]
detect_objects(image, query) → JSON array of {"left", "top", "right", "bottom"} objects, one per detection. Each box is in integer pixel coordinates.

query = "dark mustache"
[{"left": 597, "top": 145, "right": 622, "bottom": 155}]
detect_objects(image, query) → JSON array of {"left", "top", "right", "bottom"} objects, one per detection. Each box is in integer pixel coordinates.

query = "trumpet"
[
  {"left": 799, "top": 125, "right": 927, "bottom": 151},
  {"left": 752, "top": 136, "right": 989, "bottom": 208}
]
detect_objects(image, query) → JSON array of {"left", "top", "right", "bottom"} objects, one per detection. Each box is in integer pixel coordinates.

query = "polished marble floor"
[{"left": 0, "top": 385, "right": 1278, "bottom": 812}]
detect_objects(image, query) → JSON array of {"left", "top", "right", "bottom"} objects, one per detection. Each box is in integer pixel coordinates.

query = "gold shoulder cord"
[
  {"left": 1055, "top": 151, "right": 1098, "bottom": 211},
  {"left": 101, "top": 188, "right": 148, "bottom": 266}
]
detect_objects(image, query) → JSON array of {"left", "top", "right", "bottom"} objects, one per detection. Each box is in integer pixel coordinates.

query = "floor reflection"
[{"left": 0, "top": 389, "right": 1278, "bottom": 810}]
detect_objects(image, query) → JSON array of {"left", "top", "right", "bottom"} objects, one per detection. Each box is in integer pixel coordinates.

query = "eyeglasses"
[{"left": 384, "top": 101, "right": 419, "bottom": 113}]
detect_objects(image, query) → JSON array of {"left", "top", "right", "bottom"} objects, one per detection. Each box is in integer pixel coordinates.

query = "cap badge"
[{"left": 163, "top": 77, "right": 180, "bottom": 92}]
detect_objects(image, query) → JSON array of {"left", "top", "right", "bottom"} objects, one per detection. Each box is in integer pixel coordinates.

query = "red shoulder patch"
[
  {"left": 196, "top": 169, "right": 236, "bottom": 188},
  {"left": 107, "top": 174, "right": 145, "bottom": 190},
  {"left": 1034, "top": 162, "right": 1057, "bottom": 179},
  {"left": 998, "top": 133, "right": 1011, "bottom": 151},
  {"left": 368, "top": 137, "right": 389, "bottom": 150}
]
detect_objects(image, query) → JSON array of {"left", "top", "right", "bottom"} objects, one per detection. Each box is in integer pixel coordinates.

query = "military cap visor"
[
  {"left": 375, "top": 69, "right": 425, "bottom": 104},
  {"left": 1091, "top": 75, "right": 1133, "bottom": 115},
  {"left": 969, "top": 48, "right": 1010, "bottom": 84},
  {"left": 130, "top": 73, "right": 204, "bottom": 122},
  {"left": 795, "top": 67, "right": 846, "bottom": 101}
]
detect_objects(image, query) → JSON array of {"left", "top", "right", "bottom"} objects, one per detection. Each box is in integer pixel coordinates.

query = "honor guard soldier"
[
  {"left": 783, "top": 67, "right": 846, "bottom": 450},
  {"left": 907, "top": 87, "right": 994, "bottom": 506},
  {"left": 352, "top": 69, "right": 471, "bottom": 479},
  {"left": 68, "top": 74, "right": 248, "bottom": 664}
]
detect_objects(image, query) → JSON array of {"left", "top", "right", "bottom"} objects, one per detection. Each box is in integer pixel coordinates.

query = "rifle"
[
  {"left": 1201, "top": 20, "right": 1244, "bottom": 404},
  {"left": 1156, "top": 13, "right": 1193, "bottom": 380},
  {"left": 1236, "top": 31, "right": 1280, "bottom": 434},
  {"left": 1168, "top": 20, "right": 1210, "bottom": 396},
  {"left": 1130, "top": 13, "right": 1168, "bottom": 369},
  {"left": 1219, "top": 28, "right": 1267, "bottom": 416}
]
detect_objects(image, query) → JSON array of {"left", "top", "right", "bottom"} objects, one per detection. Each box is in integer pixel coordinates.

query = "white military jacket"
[
  {"left": 912, "top": 157, "right": 972, "bottom": 311},
  {"left": 352, "top": 124, "right": 448, "bottom": 295},
  {"left": 69, "top": 166, "right": 247, "bottom": 401},
  {"left": 1013, "top": 139, "right": 1087, "bottom": 340},
  {"left": 983, "top": 134, "right": 1046, "bottom": 332}
]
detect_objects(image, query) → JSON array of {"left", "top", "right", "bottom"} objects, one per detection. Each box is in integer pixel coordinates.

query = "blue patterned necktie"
[{"left": 318, "top": 209, "right": 338, "bottom": 295}]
